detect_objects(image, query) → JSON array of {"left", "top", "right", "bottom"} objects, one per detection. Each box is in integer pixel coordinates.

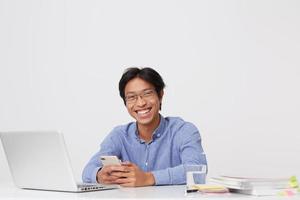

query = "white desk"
[{"left": 0, "top": 182, "right": 299, "bottom": 200}]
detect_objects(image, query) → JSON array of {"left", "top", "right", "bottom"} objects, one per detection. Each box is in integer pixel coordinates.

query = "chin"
[
  {"left": 136, "top": 118, "right": 152, "bottom": 125},
  {"left": 131, "top": 110, "right": 159, "bottom": 126}
]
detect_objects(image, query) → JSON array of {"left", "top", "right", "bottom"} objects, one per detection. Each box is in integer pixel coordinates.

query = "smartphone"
[{"left": 100, "top": 155, "right": 121, "bottom": 166}]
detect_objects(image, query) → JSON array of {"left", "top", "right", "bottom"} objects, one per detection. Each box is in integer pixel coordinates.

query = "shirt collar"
[{"left": 133, "top": 114, "right": 166, "bottom": 143}]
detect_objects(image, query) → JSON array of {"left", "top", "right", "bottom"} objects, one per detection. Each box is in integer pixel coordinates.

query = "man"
[{"left": 82, "top": 67, "right": 207, "bottom": 187}]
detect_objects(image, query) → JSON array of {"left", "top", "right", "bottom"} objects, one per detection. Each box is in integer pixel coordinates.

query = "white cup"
[{"left": 185, "top": 164, "right": 207, "bottom": 186}]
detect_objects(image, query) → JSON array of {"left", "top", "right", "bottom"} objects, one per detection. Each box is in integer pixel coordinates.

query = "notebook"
[
  {"left": 210, "top": 175, "right": 298, "bottom": 196},
  {"left": 0, "top": 131, "right": 119, "bottom": 192}
]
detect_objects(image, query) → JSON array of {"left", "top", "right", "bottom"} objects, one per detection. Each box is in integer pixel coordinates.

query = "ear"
[
  {"left": 158, "top": 90, "right": 164, "bottom": 110},
  {"left": 159, "top": 90, "right": 164, "bottom": 101}
]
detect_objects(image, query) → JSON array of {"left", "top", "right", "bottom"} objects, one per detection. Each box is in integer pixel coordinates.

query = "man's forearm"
[{"left": 151, "top": 165, "right": 186, "bottom": 185}]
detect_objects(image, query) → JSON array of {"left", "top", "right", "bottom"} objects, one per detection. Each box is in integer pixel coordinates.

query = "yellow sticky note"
[{"left": 289, "top": 176, "right": 299, "bottom": 188}]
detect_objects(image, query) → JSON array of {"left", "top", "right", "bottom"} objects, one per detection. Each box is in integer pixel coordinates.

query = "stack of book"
[{"left": 210, "top": 175, "right": 299, "bottom": 196}]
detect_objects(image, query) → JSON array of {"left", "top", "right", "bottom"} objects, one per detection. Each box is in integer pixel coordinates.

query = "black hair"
[{"left": 119, "top": 67, "right": 165, "bottom": 108}]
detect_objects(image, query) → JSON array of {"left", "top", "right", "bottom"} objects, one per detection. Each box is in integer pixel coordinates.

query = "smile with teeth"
[{"left": 136, "top": 108, "right": 151, "bottom": 116}]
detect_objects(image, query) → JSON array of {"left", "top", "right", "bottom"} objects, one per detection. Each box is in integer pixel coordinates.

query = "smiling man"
[{"left": 82, "top": 67, "right": 207, "bottom": 187}]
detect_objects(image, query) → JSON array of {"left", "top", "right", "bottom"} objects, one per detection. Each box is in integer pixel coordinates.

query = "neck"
[{"left": 137, "top": 114, "right": 160, "bottom": 142}]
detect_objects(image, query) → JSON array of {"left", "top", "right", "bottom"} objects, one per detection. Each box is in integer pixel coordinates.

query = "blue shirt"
[{"left": 82, "top": 116, "right": 207, "bottom": 185}]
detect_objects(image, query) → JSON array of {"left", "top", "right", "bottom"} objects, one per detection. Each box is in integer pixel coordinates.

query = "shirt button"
[
  {"left": 145, "top": 162, "right": 148, "bottom": 166},
  {"left": 157, "top": 134, "right": 160, "bottom": 137}
]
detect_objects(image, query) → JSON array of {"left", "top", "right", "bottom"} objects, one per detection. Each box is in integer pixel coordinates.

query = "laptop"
[{"left": 0, "top": 131, "right": 119, "bottom": 192}]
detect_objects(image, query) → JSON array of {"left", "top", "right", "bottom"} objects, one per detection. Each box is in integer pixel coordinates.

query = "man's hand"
[
  {"left": 97, "top": 165, "right": 123, "bottom": 184},
  {"left": 112, "top": 162, "right": 155, "bottom": 187},
  {"left": 96, "top": 162, "right": 155, "bottom": 187}
]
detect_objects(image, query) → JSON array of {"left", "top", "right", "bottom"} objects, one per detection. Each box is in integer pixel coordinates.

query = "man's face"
[{"left": 124, "top": 77, "right": 163, "bottom": 126}]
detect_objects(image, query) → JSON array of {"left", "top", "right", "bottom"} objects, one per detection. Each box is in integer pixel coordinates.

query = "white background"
[{"left": 1, "top": 0, "right": 299, "bottom": 183}]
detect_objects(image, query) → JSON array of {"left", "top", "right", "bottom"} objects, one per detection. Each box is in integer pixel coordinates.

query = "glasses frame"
[{"left": 125, "top": 88, "right": 157, "bottom": 104}]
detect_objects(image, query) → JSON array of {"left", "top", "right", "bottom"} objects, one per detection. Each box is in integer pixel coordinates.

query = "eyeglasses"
[{"left": 125, "top": 89, "right": 156, "bottom": 104}]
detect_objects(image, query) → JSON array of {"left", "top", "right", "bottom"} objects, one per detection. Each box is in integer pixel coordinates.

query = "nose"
[{"left": 136, "top": 95, "right": 146, "bottom": 106}]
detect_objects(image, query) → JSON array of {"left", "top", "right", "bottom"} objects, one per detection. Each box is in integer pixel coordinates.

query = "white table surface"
[{"left": 0, "top": 182, "right": 299, "bottom": 200}]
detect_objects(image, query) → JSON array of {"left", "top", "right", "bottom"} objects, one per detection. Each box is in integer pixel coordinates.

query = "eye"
[
  {"left": 126, "top": 95, "right": 136, "bottom": 102},
  {"left": 143, "top": 90, "right": 154, "bottom": 97}
]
